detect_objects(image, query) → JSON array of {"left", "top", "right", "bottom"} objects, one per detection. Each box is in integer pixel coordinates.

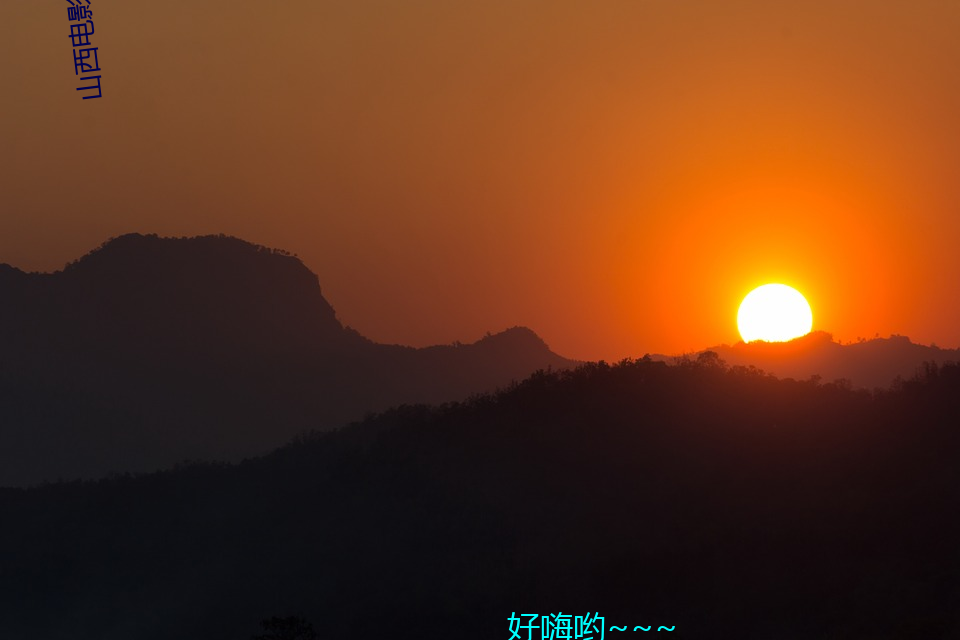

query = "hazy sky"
[{"left": 5, "top": 0, "right": 960, "bottom": 360}]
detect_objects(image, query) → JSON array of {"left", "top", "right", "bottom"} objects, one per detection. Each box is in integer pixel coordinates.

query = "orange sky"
[{"left": 4, "top": 0, "right": 960, "bottom": 360}]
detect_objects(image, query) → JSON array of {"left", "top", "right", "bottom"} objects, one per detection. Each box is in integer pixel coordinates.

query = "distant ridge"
[
  {"left": 0, "top": 233, "right": 574, "bottom": 486},
  {"left": 680, "top": 331, "right": 960, "bottom": 389}
]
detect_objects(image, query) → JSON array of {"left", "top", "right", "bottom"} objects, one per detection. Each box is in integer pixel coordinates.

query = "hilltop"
[{"left": 0, "top": 233, "right": 573, "bottom": 485}]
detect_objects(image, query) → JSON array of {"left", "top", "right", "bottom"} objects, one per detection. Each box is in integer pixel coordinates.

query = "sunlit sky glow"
[{"left": 4, "top": 1, "right": 960, "bottom": 359}]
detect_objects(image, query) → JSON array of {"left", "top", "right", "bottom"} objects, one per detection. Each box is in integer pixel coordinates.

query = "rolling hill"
[{"left": 0, "top": 356, "right": 956, "bottom": 639}]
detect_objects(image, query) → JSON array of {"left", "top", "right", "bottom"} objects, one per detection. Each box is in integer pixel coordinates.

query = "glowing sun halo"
[{"left": 737, "top": 284, "right": 813, "bottom": 343}]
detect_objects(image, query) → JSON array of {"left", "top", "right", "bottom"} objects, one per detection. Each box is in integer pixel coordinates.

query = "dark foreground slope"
[
  {"left": 0, "top": 356, "right": 957, "bottom": 640},
  {"left": 0, "top": 233, "right": 572, "bottom": 485}
]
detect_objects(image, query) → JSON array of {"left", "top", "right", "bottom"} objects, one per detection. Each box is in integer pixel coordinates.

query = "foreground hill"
[
  {"left": 0, "top": 356, "right": 957, "bottom": 639},
  {"left": 0, "top": 233, "right": 573, "bottom": 485}
]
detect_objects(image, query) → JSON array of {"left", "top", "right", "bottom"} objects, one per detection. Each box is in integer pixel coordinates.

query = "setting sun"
[{"left": 737, "top": 284, "right": 813, "bottom": 343}]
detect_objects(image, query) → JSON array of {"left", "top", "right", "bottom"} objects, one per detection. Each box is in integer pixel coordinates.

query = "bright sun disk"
[{"left": 737, "top": 284, "right": 813, "bottom": 343}]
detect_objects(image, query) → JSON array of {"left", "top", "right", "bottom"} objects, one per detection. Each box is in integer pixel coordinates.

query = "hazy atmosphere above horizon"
[{"left": 5, "top": 0, "right": 960, "bottom": 360}]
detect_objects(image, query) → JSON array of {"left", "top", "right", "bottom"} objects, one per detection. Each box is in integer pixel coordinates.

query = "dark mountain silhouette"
[
  {"left": 653, "top": 331, "right": 960, "bottom": 390},
  {"left": 0, "top": 357, "right": 957, "bottom": 639},
  {"left": 0, "top": 233, "right": 573, "bottom": 486}
]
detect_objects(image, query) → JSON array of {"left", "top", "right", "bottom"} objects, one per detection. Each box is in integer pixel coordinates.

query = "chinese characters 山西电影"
[{"left": 67, "top": 0, "right": 102, "bottom": 100}]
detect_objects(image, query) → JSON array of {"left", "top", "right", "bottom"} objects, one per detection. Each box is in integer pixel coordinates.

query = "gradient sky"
[{"left": 4, "top": 0, "right": 960, "bottom": 360}]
